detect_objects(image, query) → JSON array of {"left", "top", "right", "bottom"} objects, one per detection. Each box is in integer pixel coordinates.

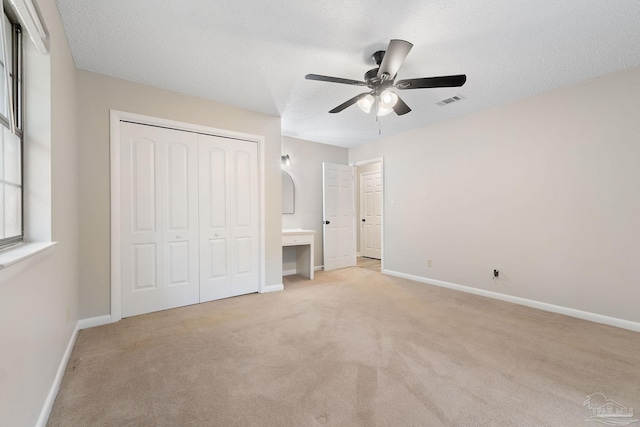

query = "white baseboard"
[
  {"left": 37, "top": 313, "right": 117, "bottom": 425},
  {"left": 78, "top": 314, "right": 113, "bottom": 330},
  {"left": 35, "top": 323, "right": 79, "bottom": 427},
  {"left": 284, "top": 266, "right": 323, "bottom": 276},
  {"left": 262, "top": 283, "right": 284, "bottom": 293},
  {"left": 383, "top": 269, "right": 640, "bottom": 333}
]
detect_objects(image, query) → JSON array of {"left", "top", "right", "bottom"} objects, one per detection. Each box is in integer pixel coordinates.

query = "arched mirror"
[{"left": 282, "top": 171, "right": 295, "bottom": 214}]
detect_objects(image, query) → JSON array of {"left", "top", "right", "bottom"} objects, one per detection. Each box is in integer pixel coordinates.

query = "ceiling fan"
[{"left": 305, "top": 39, "right": 466, "bottom": 116}]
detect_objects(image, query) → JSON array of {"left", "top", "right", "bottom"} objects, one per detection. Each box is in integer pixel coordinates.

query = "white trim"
[
  {"left": 356, "top": 252, "right": 361, "bottom": 257},
  {"left": 314, "top": 265, "right": 323, "bottom": 271},
  {"left": 8, "top": 0, "right": 49, "bottom": 54},
  {"left": 351, "top": 157, "right": 384, "bottom": 167},
  {"left": 383, "top": 269, "right": 640, "bottom": 333},
  {"left": 0, "top": 242, "right": 57, "bottom": 286},
  {"left": 262, "top": 283, "right": 284, "bottom": 293},
  {"left": 110, "top": 112, "right": 122, "bottom": 321},
  {"left": 0, "top": 241, "right": 56, "bottom": 269},
  {"left": 258, "top": 125, "right": 267, "bottom": 294},
  {"left": 109, "top": 110, "right": 266, "bottom": 321},
  {"left": 350, "top": 158, "right": 384, "bottom": 272},
  {"left": 111, "top": 110, "right": 268, "bottom": 141},
  {"left": 35, "top": 324, "right": 78, "bottom": 427},
  {"left": 37, "top": 312, "right": 128, "bottom": 425},
  {"left": 78, "top": 315, "right": 113, "bottom": 330}
]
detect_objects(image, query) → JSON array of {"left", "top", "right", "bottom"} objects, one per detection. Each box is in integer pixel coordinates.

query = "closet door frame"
[{"left": 109, "top": 109, "right": 266, "bottom": 322}]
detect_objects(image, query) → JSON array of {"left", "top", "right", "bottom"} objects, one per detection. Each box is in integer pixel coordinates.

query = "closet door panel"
[
  {"left": 207, "top": 147, "right": 227, "bottom": 228},
  {"left": 121, "top": 126, "right": 163, "bottom": 317},
  {"left": 166, "top": 144, "right": 189, "bottom": 229},
  {"left": 230, "top": 142, "right": 259, "bottom": 295},
  {"left": 199, "top": 135, "right": 259, "bottom": 301},
  {"left": 209, "top": 238, "right": 227, "bottom": 278},
  {"left": 133, "top": 243, "right": 158, "bottom": 290},
  {"left": 121, "top": 123, "right": 199, "bottom": 317},
  {"left": 167, "top": 241, "right": 189, "bottom": 286},
  {"left": 162, "top": 134, "right": 200, "bottom": 310},
  {"left": 199, "top": 138, "right": 232, "bottom": 302},
  {"left": 131, "top": 139, "right": 157, "bottom": 232},
  {"left": 234, "top": 151, "right": 251, "bottom": 227}
]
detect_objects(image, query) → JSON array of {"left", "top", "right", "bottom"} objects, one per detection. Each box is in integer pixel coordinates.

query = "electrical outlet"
[{"left": 427, "top": 259, "right": 432, "bottom": 267}]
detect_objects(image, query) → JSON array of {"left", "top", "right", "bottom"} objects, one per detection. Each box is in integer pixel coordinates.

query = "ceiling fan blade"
[
  {"left": 329, "top": 93, "right": 369, "bottom": 113},
  {"left": 377, "top": 39, "right": 413, "bottom": 80},
  {"left": 305, "top": 74, "right": 367, "bottom": 86},
  {"left": 396, "top": 74, "right": 467, "bottom": 89},
  {"left": 393, "top": 96, "right": 411, "bottom": 116}
]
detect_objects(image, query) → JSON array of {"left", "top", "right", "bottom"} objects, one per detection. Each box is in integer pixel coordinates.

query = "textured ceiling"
[{"left": 56, "top": 0, "right": 640, "bottom": 147}]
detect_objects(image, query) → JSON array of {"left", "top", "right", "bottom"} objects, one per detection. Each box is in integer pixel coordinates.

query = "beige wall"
[
  {"left": 281, "top": 136, "right": 348, "bottom": 270},
  {"left": 0, "top": 0, "right": 80, "bottom": 425},
  {"left": 350, "top": 65, "right": 640, "bottom": 323},
  {"left": 77, "top": 71, "right": 282, "bottom": 317}
]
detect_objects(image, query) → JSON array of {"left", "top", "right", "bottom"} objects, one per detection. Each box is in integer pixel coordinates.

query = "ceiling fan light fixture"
[
  {"left": 377, "top": 90, "right": 398, "bottom": 116},
  {"left": 380, "top": 90, "right": 398, "bottom": 108},
  {"left": 377, "top": 104, "right": 394, "bottom": 116},
  {"left": 306, "top": 39, "right": 466, "bottom": 119},
  {"left": 357, "top": 94, "right": 375, "bottom": 114}
]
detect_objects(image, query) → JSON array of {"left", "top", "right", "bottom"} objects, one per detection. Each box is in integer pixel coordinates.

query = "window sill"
[{"left": 0, "top": 241, "right": 57, "bottom": 270}]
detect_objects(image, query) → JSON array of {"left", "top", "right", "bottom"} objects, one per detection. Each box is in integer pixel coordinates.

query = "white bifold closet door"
[
  {"left": 198, "top": 134, "right": 259, "bottom": 302},
  {"left": 120, "top": 122, "right": 200, "bottom": 317},
  {"left": 120, "top": 122, "right": 259, "bottom": 318}
]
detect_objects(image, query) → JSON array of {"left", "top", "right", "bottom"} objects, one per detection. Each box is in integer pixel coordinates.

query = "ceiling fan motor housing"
[
  {"left": 372, "top": 50, "right": 385, "bottom": 66},
  {"left": 365, "top": 68, "right": 380, "bottom": 84}
]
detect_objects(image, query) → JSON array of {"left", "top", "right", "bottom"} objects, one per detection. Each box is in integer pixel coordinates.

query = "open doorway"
[{"left": 354, "top": 159, "right": 383, "bottom": 273}]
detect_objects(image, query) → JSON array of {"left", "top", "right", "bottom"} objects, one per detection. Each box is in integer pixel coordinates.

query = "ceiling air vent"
[{"left": 437, "top": 95, "right": 462, "bottom": 106}]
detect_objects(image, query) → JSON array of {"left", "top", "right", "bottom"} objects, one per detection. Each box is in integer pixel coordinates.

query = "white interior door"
[
  {"left": 360, "top": 171, "right": 382, "bottom": 259},
  {"left": 199, "top": 134, "right": 259, "bottom": 302},
  {"left": 120, "top": 122, "right": 199, "bottom": 317},
  {"left": 323, "top": 163, "right": 355, "bottom": 271}
]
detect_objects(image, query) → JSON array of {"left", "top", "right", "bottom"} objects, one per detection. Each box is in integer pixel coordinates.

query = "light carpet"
[
  {"left": 356, "top": 257, "right": 381, "bottom": 272},
  {"left": 48, "top": 267, "right": 640, "bottom": 426}
]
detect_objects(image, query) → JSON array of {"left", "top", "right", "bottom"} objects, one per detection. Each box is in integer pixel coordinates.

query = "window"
[{"left": 0, "top": 10, "right": 22, "bottom": 250}]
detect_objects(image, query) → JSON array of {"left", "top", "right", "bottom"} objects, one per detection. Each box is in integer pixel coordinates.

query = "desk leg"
[
  {"left": 295, "top": 244, "right": 313, "bottom": 280},
  {"left": 309, "top": 242, "right": 314, "bottom": 280}
]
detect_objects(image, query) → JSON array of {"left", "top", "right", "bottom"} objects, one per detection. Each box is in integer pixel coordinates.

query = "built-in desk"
[{"left": 282, "top": 229, "right": 315, "bottom": 280}]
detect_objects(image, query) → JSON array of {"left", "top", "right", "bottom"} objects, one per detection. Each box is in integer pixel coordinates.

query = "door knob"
[
  {"left": 324, "top": 220, "right": 330, "bottom": 225},
  {"left": 362, "top": 219, "right": 365, "bottom": 222}
]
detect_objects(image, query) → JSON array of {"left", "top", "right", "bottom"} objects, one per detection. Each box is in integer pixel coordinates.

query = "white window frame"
[{"left": 0, "top": 7, "right": 23, "bottom": 251}]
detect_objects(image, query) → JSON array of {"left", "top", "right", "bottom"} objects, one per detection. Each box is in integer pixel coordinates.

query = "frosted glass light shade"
[
  {"left": 357, "top": 94, "right": 375, "bottom": 113},
  {"left": 377, "top": 90, "right": 398, "bottom": 116},
  {"left": 380, "top": 90, "right": 398, "bottom": 107},
  {"left": 377, "top": 105, "right": 394, "bottom": 116}
]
